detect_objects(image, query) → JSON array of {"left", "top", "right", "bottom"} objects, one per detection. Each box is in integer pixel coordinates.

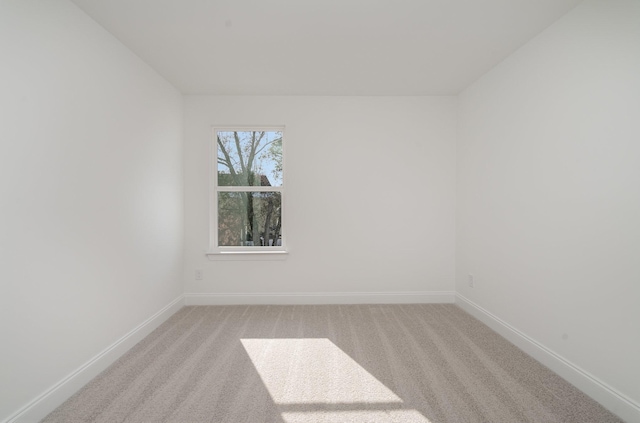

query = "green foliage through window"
[{"left": 215, "top": 130, "right": 283, "bottom": 248}]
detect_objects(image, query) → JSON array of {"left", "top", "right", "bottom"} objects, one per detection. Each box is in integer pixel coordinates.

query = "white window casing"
[{"left": 207, "top": 127, "right": 287, "bottom": 259}]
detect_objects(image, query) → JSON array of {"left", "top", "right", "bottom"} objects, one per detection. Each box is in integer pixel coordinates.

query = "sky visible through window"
[{"left": 217, "top": 131, "right": 282, "bottom": 187}]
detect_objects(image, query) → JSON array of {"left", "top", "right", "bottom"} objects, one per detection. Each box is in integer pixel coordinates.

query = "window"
[{"left": 210, "top": 128, "right": 285, "bottom": 254}]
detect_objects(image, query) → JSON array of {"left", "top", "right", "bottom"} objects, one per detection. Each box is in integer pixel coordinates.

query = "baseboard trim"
[
  {"left": 455, "top": 294, "right": 640, "bottom": 423},
  {"left": 185, "top": 291, "right": 455, "bottom": 305},
  {"left": 4, "top": 294, "right": 185, "bottom": 423}
]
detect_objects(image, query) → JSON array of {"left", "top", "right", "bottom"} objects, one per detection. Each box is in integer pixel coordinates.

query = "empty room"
[{"left": 1, "top": 0, "right": 638, "bottom": 422}]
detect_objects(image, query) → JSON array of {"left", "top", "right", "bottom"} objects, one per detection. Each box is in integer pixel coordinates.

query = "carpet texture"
[{"left": 41, "top": 304, "right": 622, "bottom": 423}]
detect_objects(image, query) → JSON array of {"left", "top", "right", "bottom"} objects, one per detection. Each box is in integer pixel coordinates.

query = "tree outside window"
[{"left": 214, "top": 129, "right": 284, "bottom": 250}]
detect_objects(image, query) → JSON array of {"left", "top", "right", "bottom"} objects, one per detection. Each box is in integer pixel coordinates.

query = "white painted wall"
[
  {"left": 6, "top": 0, "right": 636, "bottom": 420},
  {"left": 184, "top": 96, "right": 456, "bottom": 299},
  {"left": 0, "top": 1, "right": 183, "bottom": 421},
  {"left": 457, "top": 0, "right": 640, "bottom": 417}
]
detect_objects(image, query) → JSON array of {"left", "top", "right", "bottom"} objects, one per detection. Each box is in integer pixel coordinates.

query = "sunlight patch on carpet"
[
  {"left": 241, "top": 338, "right": 402, "bottom": 405},
  {"left": 281, "top": 409, "right": 431, "bottom": 423}
]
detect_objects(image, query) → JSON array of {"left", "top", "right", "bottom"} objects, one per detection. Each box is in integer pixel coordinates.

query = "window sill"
[{"left": 206, "top": 250, "right": 289, "bottom": 261}]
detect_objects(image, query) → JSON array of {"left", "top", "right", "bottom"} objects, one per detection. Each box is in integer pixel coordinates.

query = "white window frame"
[{"left": 207, "top": 126, "right": 287, "bottom": 258}]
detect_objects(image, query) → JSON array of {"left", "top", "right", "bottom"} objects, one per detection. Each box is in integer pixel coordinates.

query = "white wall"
[
  {"left": 184, "top": 96, "right": 456, "bottom": 299},
  {"left": 6, "top": 0, "right": 636, "bottom": 420},
  {"left": 457, "top": 0, "right": 640, "bottom": 419},
  {"left": 0, "top": 1, "right": 183, "bottom": 421}
]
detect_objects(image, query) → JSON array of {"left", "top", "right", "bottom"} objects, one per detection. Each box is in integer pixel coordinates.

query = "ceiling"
[{"left": 70, "top": 0, "right": 582, "bottom": 95}]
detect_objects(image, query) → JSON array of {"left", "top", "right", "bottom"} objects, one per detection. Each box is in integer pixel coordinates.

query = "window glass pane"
[
  {"left": 218, "top": 192, "right": 282, "bottom": 247},
  {"left": 217, "top": 131, "right": 283, "bottom": 187}
]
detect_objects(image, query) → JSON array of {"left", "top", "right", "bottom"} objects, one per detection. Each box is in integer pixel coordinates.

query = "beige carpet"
[{"left": 42, "top": 304, "right": 622, "bottom": 423}]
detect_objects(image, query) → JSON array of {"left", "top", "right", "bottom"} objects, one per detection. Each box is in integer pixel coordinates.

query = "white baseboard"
[
  {"left": 185, "top": 291, "right": 455, "bottom": 305},
  {"left": 455, "top": 294, "right": 640, "bottom": 423},
  {"left": 4, "top": 295, "right": 185, "bottom": 423},
  {"left": 16, "top": 292, "right": 634, "bottom": 422}
]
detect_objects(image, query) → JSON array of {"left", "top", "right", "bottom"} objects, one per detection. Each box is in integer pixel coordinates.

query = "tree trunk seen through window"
[{"left": 217, "top": 131, "right": 282, "bottom": 247}]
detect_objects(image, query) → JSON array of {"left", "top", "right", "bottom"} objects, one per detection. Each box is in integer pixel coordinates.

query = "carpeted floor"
[{"left": 42, "top": 304, "right": 622, "bottom": 423}]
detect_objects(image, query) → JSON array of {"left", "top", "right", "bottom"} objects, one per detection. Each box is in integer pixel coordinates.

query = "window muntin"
[{"left": 213, "top": 129, "right": 284, "bottom": 251}]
